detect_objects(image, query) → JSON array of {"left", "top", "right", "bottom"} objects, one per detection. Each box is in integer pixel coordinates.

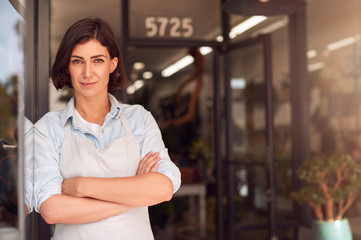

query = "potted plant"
[
  {"left": 188, "top": 138, "right": 214, "bottom": 183},
  {"left": 291, "top": 154, "right": 361, "bottom": 240}
]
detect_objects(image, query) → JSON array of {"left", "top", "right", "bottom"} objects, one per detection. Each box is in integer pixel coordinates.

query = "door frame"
[
  {"left": 220, "top": 8, "right": 310, "bottom": 239},
  {"left": 221, "top": 34, "right": 277, "bottom": 240}
]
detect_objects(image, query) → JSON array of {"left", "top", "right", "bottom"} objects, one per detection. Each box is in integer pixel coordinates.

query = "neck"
[{"left": 74, "top": 94, "right": 110, "bottom": 125}]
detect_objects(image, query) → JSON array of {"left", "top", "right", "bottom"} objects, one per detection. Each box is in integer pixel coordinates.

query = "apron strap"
[
  {"left": 64, "top": 119, "right": 72, "bottom": 140},
  {"left": 119, "top": 112, "right": 133, "bottom": 136}
]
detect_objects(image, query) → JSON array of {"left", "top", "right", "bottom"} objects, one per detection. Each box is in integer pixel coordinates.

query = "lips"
[{"left": 80, "top": 82, "right": 96, "bottom": 87}]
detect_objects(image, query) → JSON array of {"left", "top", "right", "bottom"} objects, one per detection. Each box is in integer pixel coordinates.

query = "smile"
[{"left": 80, "top": 82, "right": 96, "bottom": 87}]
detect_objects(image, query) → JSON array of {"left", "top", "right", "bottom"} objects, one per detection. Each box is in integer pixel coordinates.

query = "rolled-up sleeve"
[
  {"left": 24, "top": 118, "right": 33, "bottom": 212},
  {"left": 141, "top": 109, "right": 181, "bottom": 193},
  {"left": 33, "top": 116, "right": 63, "bottom": 212}
]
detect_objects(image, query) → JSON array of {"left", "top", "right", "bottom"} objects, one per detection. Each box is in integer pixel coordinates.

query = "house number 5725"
[{"left": 145, "top": 17, "right": 194, "bottom": 38}]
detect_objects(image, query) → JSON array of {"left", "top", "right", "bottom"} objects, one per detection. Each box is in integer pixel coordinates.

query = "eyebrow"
[{"left": 71, "top": 54, "right": 108, "bottom": 59}]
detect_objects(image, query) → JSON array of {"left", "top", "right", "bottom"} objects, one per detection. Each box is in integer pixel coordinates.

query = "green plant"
[
  {"left": 188, "top": 138, "right": 213, "bottom": 169},
  {"left": 188, "top": 138, "right": 214, "bottom": 182},
  {"left": 291, "top": 154, "right": 360, "bottom": 221}
]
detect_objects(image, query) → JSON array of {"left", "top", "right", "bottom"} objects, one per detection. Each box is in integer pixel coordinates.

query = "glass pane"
[
  {"left": 271, "top": 24, "right": 295, "bottom": 239},
  {"left": 233, "top": 165, "right": 268, "bottom": 239},
  {"left": 0, "top": 0, "right": 25, "bottom": 238},
  {"left": 307, "top": 0, "right": 361, "bottom": 235},
  {"left": 230, "top": 43, "right": 268, "bottom": 238},
  {"left": 229, "top": 31, "right": 295, "bottom": 238},
  {"left": 127, "top": 46, "right": 215, "bottom": 239},
  {"left": 230, "top": 43, "right": 265, "bottom": 163},
  {"left": 307, "top": 0, "right": 361, "bottom": 156}
]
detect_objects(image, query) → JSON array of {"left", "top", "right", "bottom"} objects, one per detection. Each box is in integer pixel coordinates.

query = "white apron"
[{"left": 52, "top": 112, "right": 154, "bottom": 240}]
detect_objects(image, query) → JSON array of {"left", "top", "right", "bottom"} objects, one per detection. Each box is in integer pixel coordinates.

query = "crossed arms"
[{"left": 40, "top": 152, "right": 173, "bottom": 224}]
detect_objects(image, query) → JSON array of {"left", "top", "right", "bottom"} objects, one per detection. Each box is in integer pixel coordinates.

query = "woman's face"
[{"left": 68, "top": 39, "right": 118, "bottom": 99}]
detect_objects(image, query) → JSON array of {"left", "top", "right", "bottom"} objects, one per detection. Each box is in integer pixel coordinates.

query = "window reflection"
[{"left": 0, "top": 0, "right": 25, "bottom": 238}]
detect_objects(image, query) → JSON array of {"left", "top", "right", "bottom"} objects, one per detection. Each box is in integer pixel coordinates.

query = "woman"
[{"left": 33, "top": 18, "right": 181, "bottom": 239}]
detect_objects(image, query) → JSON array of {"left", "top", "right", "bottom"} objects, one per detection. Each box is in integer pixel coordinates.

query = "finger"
[
  {"left": 149, "top": 162, "right": 160, "bottom": 172},
  {"left": 142, "top": 156, "right": 160, "bottom": 174},
  {"left": 137, "top": 158, "right": 154, "bottom": 175},
  {"left": 141, "top": 152, "right": 156, "bottom": 164},
  {"left": 136, "top": 152, "right": 153, "bottom": 174},
  {"left": 138, "top": 154, "right": 160, "bottom": 174},
  {"left": 142, "top": 151, "right": 153, "bottom": 161}
]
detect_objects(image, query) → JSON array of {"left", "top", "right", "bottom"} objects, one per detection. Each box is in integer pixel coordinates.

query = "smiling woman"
[
  {"left": 68, "top": 39, "right": 118, "bottom": 114},
  {"left": 32, "top": 18, "right": 181, "bottom": 240}
]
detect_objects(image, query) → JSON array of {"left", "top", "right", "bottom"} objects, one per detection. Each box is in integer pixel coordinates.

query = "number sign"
[{"left": 145, "top": 17, "right": 194, "bottom": 38}]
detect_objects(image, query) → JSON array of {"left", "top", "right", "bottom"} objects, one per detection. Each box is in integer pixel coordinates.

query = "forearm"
[
  {"left": 77, "top": 172, "right": 173, "bottom": 206},
  {"left": 40, "top": 194, "right": 132, "bottom": 224}
]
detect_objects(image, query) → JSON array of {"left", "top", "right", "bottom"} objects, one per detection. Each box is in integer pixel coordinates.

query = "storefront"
[{"left": 2, "top": 0, "right": 361, "bottom": 239}]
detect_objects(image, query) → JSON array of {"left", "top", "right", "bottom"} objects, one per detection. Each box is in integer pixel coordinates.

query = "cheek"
[
  {"left": 68, "top": 66, "right": 78, "bottom": 77},
  {"left": 69, "top": 66, "right": 85, "bottom": 81},
  {"left": 100, "top": 65, "right": 113, "bottom": 76}
]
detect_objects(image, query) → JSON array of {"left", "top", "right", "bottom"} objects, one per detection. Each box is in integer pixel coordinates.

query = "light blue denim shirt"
[
  {"left": 32, "top": 94, "right": 181, "bottom": 212},
  {"left": 24, "top": 117, "right": 34, "bottom": 213}
]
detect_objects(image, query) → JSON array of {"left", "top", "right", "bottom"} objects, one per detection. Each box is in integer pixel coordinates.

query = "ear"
[{"left": 110, "top": 57, "right": 118, "bottom": 73}]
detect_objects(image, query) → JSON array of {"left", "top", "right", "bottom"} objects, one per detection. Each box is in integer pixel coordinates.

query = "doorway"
[{"left": 223, "top": 34, "right": 297, "bottom": 239}]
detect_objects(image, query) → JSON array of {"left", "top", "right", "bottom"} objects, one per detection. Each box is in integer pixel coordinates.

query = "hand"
[
  {"left": 62, "top": 177, "right": 86, "bottom": 198},
  {"left": 136, "top": 152, "right": 160, "bottom": 175}
]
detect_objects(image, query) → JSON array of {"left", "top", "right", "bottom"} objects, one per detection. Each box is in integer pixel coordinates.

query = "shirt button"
[{"left": 101, "top": 129, "right": 104, "bottom": 133}]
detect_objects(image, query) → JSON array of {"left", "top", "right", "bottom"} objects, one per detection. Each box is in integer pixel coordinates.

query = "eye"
[
  {"left": 71, "top": 59, "right": 83, "bottom": 64},
  {"left": 94, "top": 58, "right": 104, "bottom": 63}
]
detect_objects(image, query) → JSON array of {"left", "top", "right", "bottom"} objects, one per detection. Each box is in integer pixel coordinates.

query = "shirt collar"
[
  {"left": 108, "top": 93, "right": 122, "bottom": 119},
  {"left": 60, "top": 97, "right": 75, "bottom": 127},
  {"left": 60, "top": 93, "right": 122, "bottom": 127}
]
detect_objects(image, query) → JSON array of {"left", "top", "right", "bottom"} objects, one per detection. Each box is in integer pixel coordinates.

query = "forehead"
[{"left": 71, "top": 39, "right": 110, "bottom": 56}]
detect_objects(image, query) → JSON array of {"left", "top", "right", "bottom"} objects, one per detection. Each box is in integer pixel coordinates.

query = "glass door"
[
  {"left": 229, "top": 40, "right": 269, "bottom": 239},
  {"left": 224, "top": 34, "right": 296, "bottom": 240}
]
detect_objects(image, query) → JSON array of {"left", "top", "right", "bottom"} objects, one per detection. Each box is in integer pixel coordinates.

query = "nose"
[{"left": 83, "top": 62, "right": 93, "bottom": 79}]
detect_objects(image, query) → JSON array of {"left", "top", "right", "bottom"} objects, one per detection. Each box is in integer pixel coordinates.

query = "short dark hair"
[{"left": 51, "top": 18, "right": 127, "bottom": 90}]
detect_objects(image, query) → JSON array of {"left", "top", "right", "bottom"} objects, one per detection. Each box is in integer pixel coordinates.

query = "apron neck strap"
[{"left": 119, "top": 112, "right": 133, "bottom": 136}]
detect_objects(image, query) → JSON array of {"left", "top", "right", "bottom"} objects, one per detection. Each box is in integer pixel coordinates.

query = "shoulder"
[
  {"left": 34, "top": 110, "right": 65, "bottom": 139},
  {"left": 120, "top": 104, "right": 158, "bottom": 134},
  {"left": 35, "top": 111, "right": 63, "bottom": 127},
  {"left": 121, "top": 104, "right": 149, "bottom": 121}
]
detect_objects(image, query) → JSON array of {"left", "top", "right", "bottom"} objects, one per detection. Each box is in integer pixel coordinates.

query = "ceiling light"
[
  {"left": 161, "top": 47, "right": 212, "bottom": 77},
  {"left": 216, "top": 36, "right": 224, "bottom": 42},
  {"left": 133, "top": 62, "right": 145, "bottom": 70},
  {"left": 231, "top": 78, "right": 246, "bottom": 89},
  {"left": 308, "top": 62, "right": 325, "bottom": 72},
  {"left": 142, "top": 71, "right": 153, "bottom": 79},
  {"left": 251, "top": 17, "right": 288, "bottom": 37},
  {"left": 200, "top": 46, "right": 212, "bottom": 55},
  {"left": 327, "top": 36, "right": 359, "bottom": 52},
  {"left": 133, "top": 80, "right": 144, "bottom": 90},
  {"left": 126, "top": 80, "right": 145, "bottom": 95},
  {"left": 126, "top": 85, "right": 136, "bottom": 95},
  {"left": 307, "top": 50, "right": 317, "bottom": 59},
  {"left": 161, "top": 55, "right": 194, "bottom": 77},
  {"left": 229, "top": 16, "right": 268, "bottom": 39}
]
